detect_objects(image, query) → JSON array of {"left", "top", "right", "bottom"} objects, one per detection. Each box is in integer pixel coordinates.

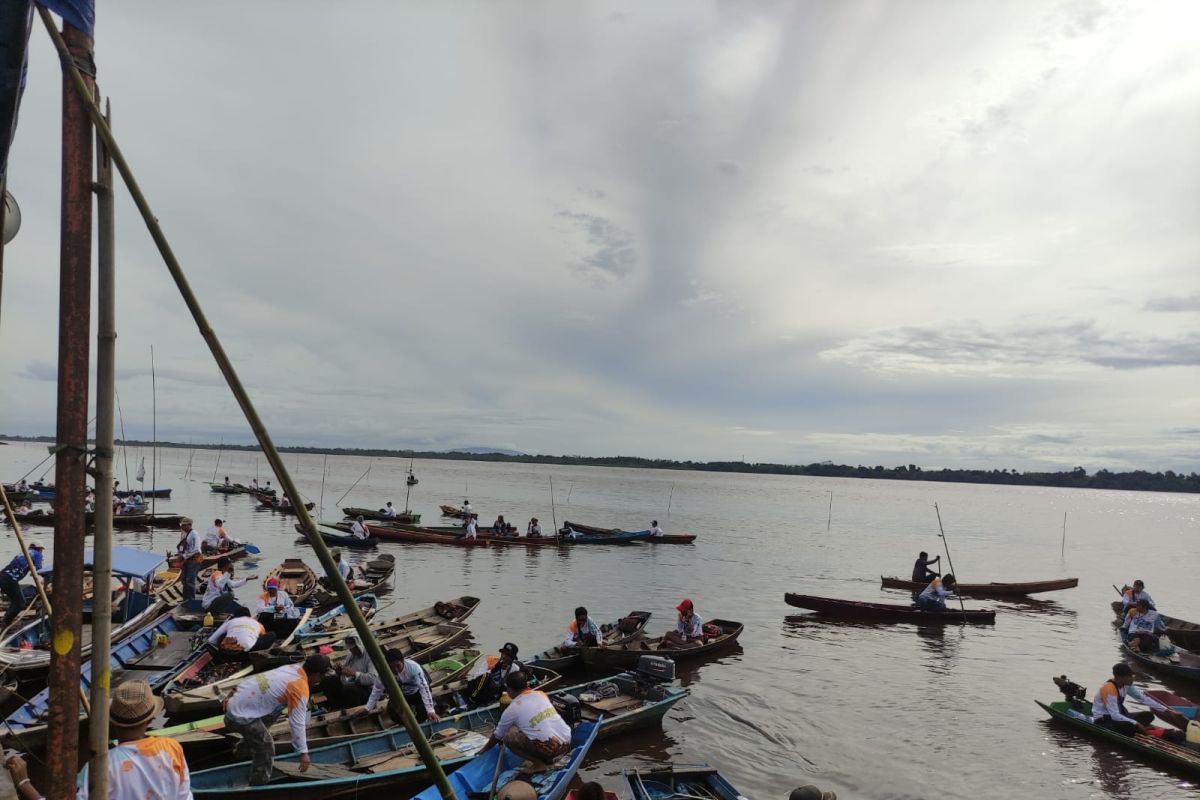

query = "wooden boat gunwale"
[{"left": 880, "top": 575, "right": 1078, "bottom": 596}]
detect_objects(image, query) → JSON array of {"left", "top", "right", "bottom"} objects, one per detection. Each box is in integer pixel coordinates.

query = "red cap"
[{"left": 676, "top": 599, "right": 693, "bottom": 613}]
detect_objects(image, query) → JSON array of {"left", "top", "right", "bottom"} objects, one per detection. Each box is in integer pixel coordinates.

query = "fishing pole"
[
  {"left": 827, "top": 491, "right": 833, "bottom": 531},
  {"left": 934, "top": 502, "right": 967, "bottom": 617},
  {"left": 115, "top": 385, "right": 130, "bottom": 487},
  {"left": 1061, "top": 512, "right": 1067, "bottom": 559}
]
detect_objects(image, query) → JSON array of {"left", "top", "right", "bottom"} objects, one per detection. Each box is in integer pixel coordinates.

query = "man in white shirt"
[
  {"left": 201, "top": 556, "right": 256, "bottom": 613},
  {"left": 206, "top": 608, "right": 276, "bottom": 655},
  {"left": 363, "top": 647, "right": 441, "bottom": 723},
  {"left": 350, "top": 516, "right": 371, "bottom": 540},
  {"left": 461, "top": 500, "right": 472, "bottom": 516},
  {"left": 383, "top": 502, "right": 398, "bottom": 519},
  {"left": 478, "top": 671, "right": 571, "bottom": 768},
  {"left": 203, "top": 519, "right": 231, "bottom": 554},
  {"left": 1093, "top": 661, "right": 1171, "bottom": 735},
  {"left": 649, "top": 520, "right": 665, "bottom": 537},
  {"left": 917, "top": 575, "right": 957, "bottom": 612},
  {"left": 177, "top": 518, "right": 202, "bottom": 603},
  {"left": 664, "top": 598, "right": 704, "bottom": 646},
  {"left": 464, "top": 515, "right": 478, "bottom": 540},
  {"left": 527, "top": 517, "right": 542, "bottom": 537},
  {"left": 224, "top": 655, "right": 328, "bottom": 785}
]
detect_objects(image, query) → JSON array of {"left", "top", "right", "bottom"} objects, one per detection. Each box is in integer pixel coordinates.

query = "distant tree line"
[{"left": 4, "top": 434, "right": 1198, "bottom": 494}]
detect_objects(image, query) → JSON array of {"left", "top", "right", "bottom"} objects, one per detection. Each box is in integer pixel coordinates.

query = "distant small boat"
[
  {"left": 562, "top": 521, "right": 696, "bottom": 544},
  {"left": 341, "top": 506, "right": 421, "bottom": 525},
  {"left": 881, "top": 576, "right": 1077, "bottom": 596},
  {"left": 406, "top": 474, "right": 418, "bottom": 486},
  {"left": 1121, "top": 643, "right": 1200, "bottom": 683},
  {"left": 528, "top": 611, "right": 652, "bottom": 671}
]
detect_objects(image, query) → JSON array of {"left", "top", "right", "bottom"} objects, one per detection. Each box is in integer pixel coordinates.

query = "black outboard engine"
[
  {"left": 1054, "top": 675, "right": 1087, "bottom": 703},
  {"left": 552, "top": 693, "right": 582, "bottom": 725},
  {"left": 636, "top": 655, "right": 675, "bottom": 683}
]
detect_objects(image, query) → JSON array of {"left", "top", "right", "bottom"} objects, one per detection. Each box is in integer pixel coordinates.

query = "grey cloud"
[
  {"left": 1145, "top": 293, "right": 1200, "bottom": 312},
  {"left": 556, "top": 209, "right": 637, "bottom": 282},
  {"left": 718, "top": 161, "right": 740, "bottom": 176}
]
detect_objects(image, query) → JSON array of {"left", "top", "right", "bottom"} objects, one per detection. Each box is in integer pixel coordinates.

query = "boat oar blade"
[{"left": 243, "top": 543, "right": 261, "bottom": 555}]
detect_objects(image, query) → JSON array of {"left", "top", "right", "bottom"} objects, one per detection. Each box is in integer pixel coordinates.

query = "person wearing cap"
[
  {"left": 256, "top": 577, "right": 300, "bottom": 637},
  {"left": 527, "top": 517, "right": 542, "bottom": 537},
  {"left": 467, "top": 642, "right": 524, "bottom": 707},
  {"left": 363, "top": 647, "right": 441, "bottom": 722},
  {"left": 383, "top": 501, "right": 398, "bottom": 519},
  {"left": 6, "top": 679, "right": 193, "bottom": 799},
  {"left": 224, "top": 655, "right": 329, "bottom": 785},
  {"left": 203, "top": 518, "right": 232, "bottom": 554},
  {"left": 207, "top": 606, "right": 276, "bottom": 657},
  {"left": 1, "top": 540, "right": 45, "bottom": 628},
  {"left": 177, "top": 518, "right": 202, "bottom": 602},
  {"left": 1093, "top": 661, "right": 1171, "bottom": 735},
  {"left": 1121, "top": 580, "right": 1155, "bottom": 612},
  {"left": 664, "top": 599, "right": 704, "bottom": 647},
  {"left": 478, "top": 670, "right": 571, "bottom": 769},
  {"left": 350, "top": 515, "right": 371, "bottom": 540},
  {"left": 201, "top": 556, "right": 257, "bottom": 614},
  {"left": 319, "top": 634, "right": 378, "bottom": 708},
  {"left": 563, "top": 606, "right": 600, "bottom": 651},
  {"left": 1121, "top": 598, "right": 1168, "bottom": 652},
  {"left": 917, "top": 574, "right": 957, "bottom": 612},
  {"left": 790, "top": 786, "right": 838, "bottom": 800}
]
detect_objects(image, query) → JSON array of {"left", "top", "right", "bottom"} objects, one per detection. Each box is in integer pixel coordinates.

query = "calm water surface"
[{"left": 2, "top": 441, "right": 1199, "bottom": 799}]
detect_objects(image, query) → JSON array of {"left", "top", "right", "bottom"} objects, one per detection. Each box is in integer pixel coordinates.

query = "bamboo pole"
[
  {"left": 88, "top": 95, "right": 116, "bottom": 800},
  {"left": 35, "top": 9, "right": 458, "bottom": 796}
]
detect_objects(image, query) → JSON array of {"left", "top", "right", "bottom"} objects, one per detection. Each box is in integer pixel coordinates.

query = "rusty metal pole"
[
  {"left": 87, "top": 96, "right": 115, "bottom": 800},
  {"left": 46, "top": 19, "right": 94, "bottom": 800}
]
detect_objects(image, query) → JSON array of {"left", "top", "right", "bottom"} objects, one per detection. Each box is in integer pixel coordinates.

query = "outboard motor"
[
  {"left": 636, "top": 654, "right": 675, "bottom": 683},
  {"left": 552, "top": 693, "right": 582, "bottom": 725}
]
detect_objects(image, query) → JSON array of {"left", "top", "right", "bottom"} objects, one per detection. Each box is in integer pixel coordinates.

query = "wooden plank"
[{"left": 271, "top": 761, "right": 362, "bottom": 781}]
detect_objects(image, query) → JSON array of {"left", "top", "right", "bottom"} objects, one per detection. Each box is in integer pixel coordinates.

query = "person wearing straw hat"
[
  {"left": 0, "top": 539, "right": 45, "bottom": 628},
  {"left": 5, "top": 679, "right": 193, "bottom": 798},
  {"left": 176, "top": 517, "right": 202, "bottom": 603},
  {"left": 224, "top": 655, "right": 330, "bottom": 785}
]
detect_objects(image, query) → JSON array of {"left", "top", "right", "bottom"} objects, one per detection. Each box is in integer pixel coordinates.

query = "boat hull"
[
  {"left": 1110, "top": 601, "right": 1200, "bottom": 650},
  {"left": 580, "top": 619, "right": 744, "bottom": 669},
  {"left": 881, "top": 576, "right": 1077, "bottom": 596},
  {"left": 1038, "top": 699, "right": 1200, "bottom": 779},
  {"left": 785, "top": 593, "right": 996, "bottom": 624}
]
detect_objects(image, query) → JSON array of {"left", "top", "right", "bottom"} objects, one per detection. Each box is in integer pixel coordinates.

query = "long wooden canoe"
[
  {"left": 265, "top": 558, "right": 318, "bottom": 605},
  {"left": 13, "top": 509, "right": 185, "bottom": 528},
  {"left": 292, "top": 595, "right": 479, "bottom": 643},
  {"left": 580, "top": 619, "right": 744, "bottom": 670},
  {"left": 329, "top": 522, "right": 490, "bottom": 548},
  {"left": 528, "top": 611, "right": 653, "bottom": 670},
  {"left": 342, "top": 506, "right": 422, "bottom": 525},
  {"left": 881, "top": 576, "right": 1078, "bottom": 596},
  {"left": 1038, "top": 699, "right": 1200, "bottom": 779},
  {"left": 563, "top": 521, "right": 697, "bottom": 544},
  {"left": 1121, "top": 643, "right": 1200, "bottom": 683},
  {"left": 785, "top": 593, "right": 996, "bottom": 624},
  {"left": 305, "top": 553, "right": 395, "bottom": 610},
  {"left": 1110, "top": 601, "right": 1200, "bottom": 650}
]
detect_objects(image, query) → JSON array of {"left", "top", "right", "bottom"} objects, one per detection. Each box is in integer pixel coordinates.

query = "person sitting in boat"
[
  {"left": 362, "top": 647, "right": 440, "bottom": 723},
  {"left": 14, "top": 479, "right": 28, "bottom": 492},
  {"left": 563, "top": 606, "right": 601, "bottom": 650},
  {"left": 1121, "top": 580, "right": 1154, "bottom": 612},
  {"left": 462, "top": 499, "right": 473, "bottom": 516},
  {"left": 223, "top": 475, "right": 232, "bottom": 486},
  {"left": 203, "top": 518, "right": 232, "bottom": 554},
  {"left": 324, "top": 548, "right": 353, "bottom": 585},
  {"left": 477, "top": 670, "right": 571, "bottom": 771},
  {"left": 1122, "top": 598, "right": 1168, "bottom": 652},
  {"left": 279, "top": 493, "right": 293, "bottom": 509},
  {"left": 1093, "top": 661, "right": 1172, "bottom": 735},
  {"left": 382, "top": 501, "right": 398, "bottom": 519},
  {"left": 224, "top": 655, "right": 328, "bottom": 785},
  {"left": 0, "top": 539, "right": 45, "bottom": 628},
  {"left": 206, "top": 606, "right": 276, "bottom": 657},
  {"left": 14, "top": 501, "right": 31, "bottom": 514},
  {"left": 917, "top": 575, "right": 957, "bottom": 612},
  {"left": 527, "top": 517, "right": 542, "bottom": 537},
  {"left": 492, "top": 515, "right": 509, "bottom": 535},
  {"left": 249, "top": 478, "right": 259, "bottom": 490},
  {"left": 649, "top": 520, "right": 665, "bottom": 537},
  {"left": 256, "top": 577, "right": 300, "bottom": 636},
  {"left": 319, "top": 634, "right": 379, "bottom": 709},
  {"left": 202, "top": 556, "right": 257, "bottom": 615},
  {"left": 664, "top": 598, "right": 704, "bottom": 647},
  {"left": 6, "top": 679, "right": 194, "bottom": 800},
  {"left": 464, "top": 514, "right": 479, "bottom": 540},
  {"left": 131, "top": 491, "right": 144, "bottom": 505},
  {"left": 911, "top": 551, "right": 940, "bottom": 583},
  {"left": 350, "top": 515, "right": 371, "bottom": 540},
  {"left": 467, "top": 642, "right": 524, "bottom": 708}
]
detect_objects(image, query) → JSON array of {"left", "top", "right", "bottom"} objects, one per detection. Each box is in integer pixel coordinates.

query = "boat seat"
[{"left": 582, "top": 695, "right": 642, "bottom": 714}]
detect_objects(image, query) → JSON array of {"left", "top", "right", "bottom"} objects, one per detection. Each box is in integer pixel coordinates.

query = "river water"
[{"left": 2, "top": 440, "right": 1198, "bottom": 799}]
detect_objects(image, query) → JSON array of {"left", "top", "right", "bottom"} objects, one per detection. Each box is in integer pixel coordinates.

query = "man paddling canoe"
[
  {"left": 917, "top": 575, "right": 957, "bottom": 612},
  {"left": 911, "top": 551, "right": 940, "bottom": 583}
]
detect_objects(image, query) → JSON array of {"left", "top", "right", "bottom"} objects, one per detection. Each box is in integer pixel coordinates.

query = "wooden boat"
[
  {"left": 440, "top": 504, "right": 468, "bottom": 518},
  {"left": 1038, "top": 699, "right": 1200, "bottom": 779},
  {"left": 115, "top": 487, "right": 172, "bottom": 499},
  {"left": 425, "top": 648, "right": 483, "bottom": 687},
  {"left": 273, "top": 620, "right": 470, "bottom": 671},
  {"left": 528, "top": 611, "right": 653, "bottom": 670},
  {"left": 580, "top": 619, "right": 744, "bottom": 670},
  {"left": 291, "top": 595, "right": 381, "bottom": 639},
  {"left": 0, "top": 547, "right": 178, "bottom": 676},
  {"left": 294, "top": 595, "right": 479, "bottom": 643},
  {"left": 412, "top": 721, "right": 599, "bottom": 800},
  {"left": 432, "top": 664, "right": 562, "bottom": 714},
  {"left": 265, "top": 558, "right": 319, "bottom": 604},
  {"left": 315, "top": 528, "right": 379, "bottom": 548},
  {"left": 1110, "top": 601, "right": 1200, "bottom": 650},
  {"left": 342, "top": 506, "right": 421, "bottom": 525},
  {"left": 625, "top": 765, "right": 745, "bottom": 800},
  {"left": 256, "top": 495, "right": 315, "bottom": 513},
  {"left": 306, "top": 553, "right": 396, "bottom": 610},
  {"left": 881, "top": 576, "right": 1078, "bottom": 596},
  {"left": 13, "top": 509, "right": 185, "bottom": 528},
  {"left": 785, "top": 593, "right": 996, "bottom": 624},
  {"left": 563, "top": 521, "right": 697, "bottom": 544},
  {"left": 559, "top": 527, "right": 653, "bottom": 544},
  {"left": 209, "top": 482, "right": 249, "bottom": 494},
  {"left": 330, "top": 522, "right": 490, "bottom": 548},
  {"left": 1, "top": 612, "right": 201, "bottom": 751},
  {"left": 1146, "top": 690, "right": 1198, "bottom": 719},
  {"left": 1121, "top": 643, "right": 1200, "bottom": 683},
  {"left": 161, "top": 608, "right": 313, "bottom": 716}
]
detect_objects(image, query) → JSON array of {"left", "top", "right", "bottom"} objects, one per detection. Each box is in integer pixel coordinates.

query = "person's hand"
[
  {"left": 341, "top": 666, "right": 356, "bottom": 677},
  {"left": 428, "top": 710, "right": 441, "bottom": 723},
  {"left": 299, "top": 753, "right": 311, "bottom": 772},
  {"left": 1136, "top": 722, "right": 1148, "bottom": 734},
  {"left": 5, "top": 754, "right": 29, "bottom": 784}
]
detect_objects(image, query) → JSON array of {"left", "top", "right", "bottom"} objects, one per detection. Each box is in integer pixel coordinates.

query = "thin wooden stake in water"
[
  {"left": 666, "top": 482, "right": 675, "bottom": 518},
  {"left": 550, "top": 475, "right": 558, "bottom": 533},
  {"left": 336, "top": 462, "right": 373, "bottom": 507},
  {"left": 827, "top": 491, "right": 833, "bottom": 531},
  {"left": 150, "top": 344, "right": 157, "bottom": 516},
  {"left": 934, "top": 503, "right": 967, "bottom": 617},
  {"left": 319, "top": 453, "right": 328, "bottom": 519},
  {"left": 1061, "top": 511, "right": 1067, "bottom": 559},
  {"left": 211, "top": 438, "right": 223, "bottom": 482}
]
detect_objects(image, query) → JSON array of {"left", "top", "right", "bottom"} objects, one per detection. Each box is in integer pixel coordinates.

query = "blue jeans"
[
  {"left": 182, "top": 559, "right": 201, "bottom": 601},
  {"left": 917, "top": 594, "right": 946, "bottom": 612}
]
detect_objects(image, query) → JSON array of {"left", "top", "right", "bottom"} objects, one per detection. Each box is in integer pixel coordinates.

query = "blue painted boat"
[
  {"left": 292, "top": 595, "right": 379, "bottom": 639},
  {"left": 413, "top": 720, "right": 599, "bottom": 800},
  {"left": 1122, "top": 643, "right": 1200, "bottom": 683},
  {"left": 559, "top": 527, "right": 652, "bottom": 544},
  {"left": 0, "top": 611, "right": 200, "bottom": 750},
  {"left": 188, "top": 669, "right": 683, "bottom": 796},
  {"left": 624, "top": 765, "right": 746, "bottom": 800}
]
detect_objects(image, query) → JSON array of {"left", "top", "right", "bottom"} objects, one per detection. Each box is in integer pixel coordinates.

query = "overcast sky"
[{"left": 2, "top": 1, "right": 1198, "bottom": 471}]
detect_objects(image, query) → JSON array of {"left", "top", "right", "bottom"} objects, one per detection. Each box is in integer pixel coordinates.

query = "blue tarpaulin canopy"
[{"left": 40, "top": 546, "right": 166, "bottom": 581}]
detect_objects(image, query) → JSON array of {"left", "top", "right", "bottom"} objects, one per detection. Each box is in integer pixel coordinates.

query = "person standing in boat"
[
  {"left": 202, "top": 556, "right": 256, "bottom": 615},
  {"left": 464, "top": 514, "right": 479, "bottom": 540},
  {"left": 206, "top": 607, "right": 276, "bottom": 656},
  {"left": 361, "top": 647, "right": 440, "bottom": 723},
  {"left": 1093, "top": 661, "right": 1171, "bottom": 735},
  {"left": 6, "top": 679, "right": 193, "bottom": 799},
  {"left": 916, "top": 575, "right": 957, "bottom": 611},
  {"left": 350, "top": 515, "right": 371, "bottom": 540},
  {"left": 1121, "top": 598, "right": 1167, "bottom": 652},
  {"left": 1121, "top": 580, "right": 1154, "bottom": 612},
  {"left": 911, "top": 552, "right": 940, "bottom": 583},
  {"left": 477, "top": 671, "right": 571, "bottom": 770},
  {"left": 563, "top": 606, "right": 601, "bottom": 650},
  {"left": 383, "top": 501, "right": 398, "bottom": 519},
  {"left": 467, "top": 642, "right": 523, "bottom": 707},
  {"left": 177, "top": 518, "right": 203, "bottom": 603},
  {"left": 223, "top": 655, "right": 329, "bottom": 785},
  {"left": 664, "top": 598, "right": 704, "bottom": 647},
  {"left": 0, "top": 539, "right": 45, "bottom": 628},
  {"left": 527, "top": 517, "right": 542, "bottom": 537},
  {"left": 319, "top": 634, "right": 378, "bottom": 709},
  {"left": 461, "top": 499, "right": 473, "bottom": 517}
]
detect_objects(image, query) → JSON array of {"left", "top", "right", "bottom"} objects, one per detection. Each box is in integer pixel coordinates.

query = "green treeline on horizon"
[{"left": 3, "top": 434, "right": 1198, "bottom": 494}]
